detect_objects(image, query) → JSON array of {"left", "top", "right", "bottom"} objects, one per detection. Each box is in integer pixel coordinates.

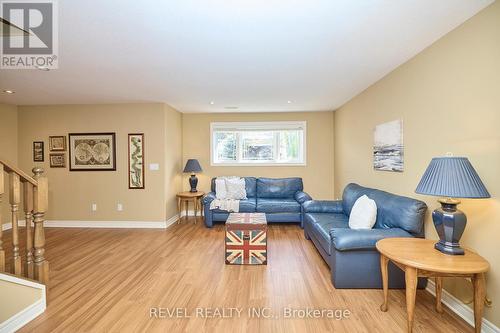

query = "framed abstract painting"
[
  {"left": 373, "top": 119, "right": 404, "bottom": 172},
  {"left": 68, "top": 133, "right": 116, "bottom": 171},
  {"left": 128, "top": 133, "right": 145, "bottom": 189}
]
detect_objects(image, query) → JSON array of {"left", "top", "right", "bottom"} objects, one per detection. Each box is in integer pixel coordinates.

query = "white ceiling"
[{"left": 0, "top": 0, "right": 494, "bottom": 112}]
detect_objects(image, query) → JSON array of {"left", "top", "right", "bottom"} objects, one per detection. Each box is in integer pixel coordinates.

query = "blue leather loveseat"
[
  {"left": 303, "top": 183, "right": 428, "bottom": 289},
  {"left": 202, "top": 177, "right": 312, "bottom": 228}
]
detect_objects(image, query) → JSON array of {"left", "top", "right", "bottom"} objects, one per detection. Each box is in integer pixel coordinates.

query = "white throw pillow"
[
  {"left": 225, "top": 177, "right": 247, "bottom": 200},
  {"left": 215, "top": 178, "right": 228, "bottom": 199},
  {"left": 349, "top": 195, "right": 377, "bottom": 230}
]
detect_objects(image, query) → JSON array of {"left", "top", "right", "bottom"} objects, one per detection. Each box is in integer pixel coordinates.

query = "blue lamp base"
[
  {"left": 432, "top": 199, "right": 466, "bottom": 255},
  {"left": 189, "top": 174, "right": 198, "bottom": 192}
]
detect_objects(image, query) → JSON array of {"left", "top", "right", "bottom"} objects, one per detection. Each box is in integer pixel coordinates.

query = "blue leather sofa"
[
  {"left": 202, "top": 177, "right": 312, "bottom": 228},
  {"left": 303, "top": 183, "right": 428, "bottom": 289}
]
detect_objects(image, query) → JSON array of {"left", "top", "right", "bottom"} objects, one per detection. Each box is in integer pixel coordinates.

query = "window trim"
[{"left": 210, "top": 121, "right": 307, "bottom": 167}]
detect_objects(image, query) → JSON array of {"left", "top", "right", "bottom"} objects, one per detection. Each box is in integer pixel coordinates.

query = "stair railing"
[{"left": 0, "top": 159, "right": 49, "bottom": 285}]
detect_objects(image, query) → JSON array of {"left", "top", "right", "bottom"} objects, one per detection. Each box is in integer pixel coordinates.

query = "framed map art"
[
  {"left": 68, "top": 133, "right": 116, "bottom": 171},
  {"left": 128, "top": 133, "right": 145, "bottom": 189}
]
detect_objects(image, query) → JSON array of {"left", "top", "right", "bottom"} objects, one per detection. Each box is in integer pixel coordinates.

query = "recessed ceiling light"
[
  {"left": 36, "top": 65, "right": 50, "bottom": 71},
  {"left": 210, "top": 101, "right": 215, "bottom": 105},
  {"left": 287, "top": 100, "right": 292, "bottom": 104},
  {"left": 2, "top": 90, "right": 15, "bottom": 94}
]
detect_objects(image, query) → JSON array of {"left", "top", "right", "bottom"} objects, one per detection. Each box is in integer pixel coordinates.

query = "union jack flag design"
[{"left": 225, "top": 213, "right": 267, "bottom": 265}]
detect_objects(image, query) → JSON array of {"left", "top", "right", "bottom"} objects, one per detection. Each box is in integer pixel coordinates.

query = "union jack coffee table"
[{"left": 225, "top": 213, "right": 267, "bottom": 265}]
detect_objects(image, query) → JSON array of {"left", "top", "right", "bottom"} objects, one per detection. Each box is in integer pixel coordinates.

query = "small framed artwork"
[
  {"left": 49, "top": 153, "right": 66, "bottom": 168},
  {"left": 33, "top": 141, "right": 44, "bottom": 162},
  {"left": 128, "top": 134, "right": 145, "bottom": 189},
  {"left": 68, "top": 133, "right": 116, "bottom": 171},
  {"left": 49, "top": 136, "right": 66, "bottom": 151}
]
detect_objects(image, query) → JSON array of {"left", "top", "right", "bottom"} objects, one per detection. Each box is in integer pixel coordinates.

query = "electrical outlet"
[
  {"left": 91, "top": 203, "right": 97, "bottom": 212},
  {"left": 117, "top": 203, "right": 123, "bottom": 211},
  {"left": 149, "top": 163, "right": 159, "bottom": 171}
]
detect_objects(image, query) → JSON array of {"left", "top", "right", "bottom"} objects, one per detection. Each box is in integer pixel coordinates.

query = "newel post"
[
  {"left": 0, "top": 163, "right": 4, "bottom": 272},
  {"left": 32, "top": 167, "right": 49, "bottom": 284}
]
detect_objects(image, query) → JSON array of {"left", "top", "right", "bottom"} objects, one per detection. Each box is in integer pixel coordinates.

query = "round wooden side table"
[
  {"left": 376, "top": 238, "right": 489, "bottom": 333},
  {"left": 176, "top": 191, "right": 205, "bottom": 224}
]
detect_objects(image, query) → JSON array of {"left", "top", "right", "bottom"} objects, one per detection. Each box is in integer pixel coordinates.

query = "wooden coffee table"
[{"left": 376, "top": 238, "right": 489, "bottom": 333}]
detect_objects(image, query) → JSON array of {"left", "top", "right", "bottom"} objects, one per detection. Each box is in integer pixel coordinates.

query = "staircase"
[{"left": 0, "top": 160, "right": 49, "bottom": 331}]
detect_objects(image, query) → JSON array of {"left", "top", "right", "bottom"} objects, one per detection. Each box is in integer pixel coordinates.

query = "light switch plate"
[
  {"left": 92, "top": 203, "right": 97, "bottom": 212},
  {"left": 149, "top": 163, "right": 159, "bottom": 171},
  {"left": 117, "top": 203, "right": 123, "bottom": 211}
]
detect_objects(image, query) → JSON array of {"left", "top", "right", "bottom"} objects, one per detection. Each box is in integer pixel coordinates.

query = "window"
[{"left": 211, "top": 121, "right": 306, "bottom": 166}]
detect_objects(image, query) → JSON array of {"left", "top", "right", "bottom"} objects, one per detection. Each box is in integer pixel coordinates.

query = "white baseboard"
[
  {"left": 2, "top": 215, "right": 181, "bottom": 230},
  {"left": 2, "top": 220, "right": 27, "bottom": 231},
  {"left": 165, "top": 214, "right": 180, "bottom": 228},
  {"left": 0, "top": 273, "right": 46, "bottom": 333},
  {"left": 180, "top": 209, "right": 201, "bottom": 217},
  {"left": 426, "top": 280, "right": 499, "bottom": 333},
  {"left": 44, "top": 220, "right": 168, "bottom": 229}
]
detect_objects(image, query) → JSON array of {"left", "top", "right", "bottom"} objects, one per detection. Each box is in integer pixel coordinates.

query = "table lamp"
[
  {"left": 183, "top": 159, "right": 202, "bottom": 192},
  {"left": 415, "top": 156, "right": 490, "bottom": 255}
]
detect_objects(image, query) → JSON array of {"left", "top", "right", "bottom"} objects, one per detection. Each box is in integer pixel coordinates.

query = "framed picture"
[
  {"left": 68, "top": 133, "right": 116, "bottom": 171},
  {"left": 128, "top": 134, "right": 145, "bottom": 189},
  {"left": 49, "top": 153, "right": 66, "bottom": 168},
  {"left": 49, "top": 136, "right": 66, "bottom": 151},
  {"left": 373, "top": 119, "right": 404, "bottom": 172},
  {"left": 33, "top": 141, "right": 44, "bottom": 162}
]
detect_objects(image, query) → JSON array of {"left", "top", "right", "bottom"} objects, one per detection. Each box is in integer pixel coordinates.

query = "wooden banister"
[
  {"left": 0, "top": 163, "right": 4, "bottom": 272},
  {"left": 0, "top": 160, "right": 49, "bottom": 285},
  {"left": 0, "top": 159, "right": 37, "bottom": 186}
]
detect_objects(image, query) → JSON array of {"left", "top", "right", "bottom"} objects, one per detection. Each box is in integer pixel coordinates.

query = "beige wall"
[
  {"left": 182, "top": 111, "right": 335, "bottom": 199},
  {"left": 0, "top": 104, "right": 18, "bottom": 223},
  {"left": 334, "top": 2, "right": 500, "bottom": 325},
  {"left": 17, "top": 104, "right": 171, "bottom": 222},
  {"left": 164, "top": 104, "right": 183, "bottom": 219}
]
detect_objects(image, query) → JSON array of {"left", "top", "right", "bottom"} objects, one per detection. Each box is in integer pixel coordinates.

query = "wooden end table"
[
  {"left": 176, "top": 191, "right": 205, "bottom": 224},
  {"left": 376, "top": 238, "right": 489, "bottom": 333}
]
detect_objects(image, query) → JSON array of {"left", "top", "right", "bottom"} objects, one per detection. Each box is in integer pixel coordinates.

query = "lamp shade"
[
  {"left": 415, "top": 157, "right": 490, "bottom": 198},
  {"left": 183, "top": 159, "right": 202, "bottom": 173}
]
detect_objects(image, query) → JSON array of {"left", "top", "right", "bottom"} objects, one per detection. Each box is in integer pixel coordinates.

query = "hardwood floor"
[{"left": 3, "top": 218, "right": 473, "bottom": 332}]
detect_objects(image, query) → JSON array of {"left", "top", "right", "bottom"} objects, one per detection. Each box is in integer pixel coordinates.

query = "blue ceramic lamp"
[
  {"left": 183, "top": 159, "right": 203, "bottom": 192},
  {"left": 416, "top": 156, "right": 490, "bottom": 255}
]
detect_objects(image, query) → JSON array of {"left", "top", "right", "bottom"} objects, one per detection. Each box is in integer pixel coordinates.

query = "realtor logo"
[{"left": 1, "top": 0, "right": 58, "bottom": 69}]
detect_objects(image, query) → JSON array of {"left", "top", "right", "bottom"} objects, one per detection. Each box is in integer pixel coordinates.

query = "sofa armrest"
[
  {"left": 330, "top": 228, "right": 412, "bottom": 251},
  {"left": 202, "top": 192, "right": 216, "bottom": 205},
  {"left": 295, "top": 191, "right": 312, "bottom": 204},
  {"left": 302, "top": 200, "right": 343, "bottom": 214}
]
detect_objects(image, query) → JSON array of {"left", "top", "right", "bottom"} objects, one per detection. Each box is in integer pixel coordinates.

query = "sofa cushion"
[
  {"left": 348, "top": 195, "right": 377, "bottom": 229},
  {"left": 331, "top": 227, "right": 412, "bottom": 251},
  {"left": 306, "top": 213, "right": 349, "bottom": 255},
  {"left": 210, "top": 198, "right": 256, "bottom": 213},
  {"left": 342, "top": 183, "right": 427, "bottom": 236},
  {"left": 257, "top": 177, "right": 303, "bottom": 198},
  {"left": 257, "top": 198, "right": 301, "bottom": 213},
  {"left": 211, "top": 177, "right": 257, "bottom": 198}
]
